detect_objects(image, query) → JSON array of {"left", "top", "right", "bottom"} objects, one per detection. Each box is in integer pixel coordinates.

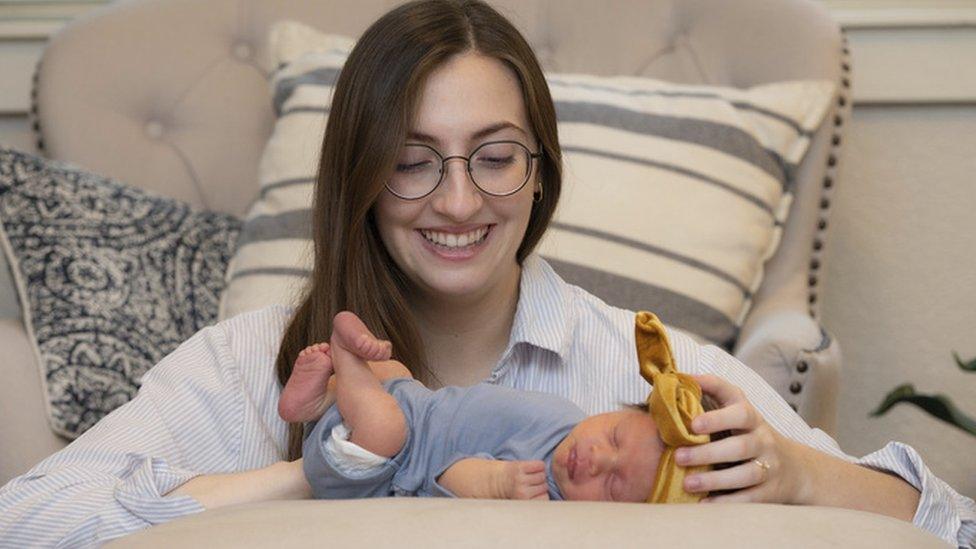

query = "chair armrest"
[{"left": 734, "top": 309, "right": 841, "bottom": 436}]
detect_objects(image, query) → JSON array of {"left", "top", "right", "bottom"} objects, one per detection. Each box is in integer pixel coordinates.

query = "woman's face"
[{"left": 374, "top": 52, "right": 538, "bottom": 305}]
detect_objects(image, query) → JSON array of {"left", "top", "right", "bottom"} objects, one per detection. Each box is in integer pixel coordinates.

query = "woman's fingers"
[
  {"left": 702, "top": 485, "right": 763, "bottom": 504},
  {"left": 693, "top": 401, "right": 760, "bottom": 435},
  {"left": 677, "top": 433, "right": 758, "bottom": 467},
  {"left": 685, "top": 460, "right": 768, "bottom": 494},
  {"left": 693, "top": 374, "right": 746, "bottom": 408}
]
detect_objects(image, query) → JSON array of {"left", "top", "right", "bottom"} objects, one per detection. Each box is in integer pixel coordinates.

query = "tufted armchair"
[{"left": 0, "top": 0, "right": 851, "bottom": 487}]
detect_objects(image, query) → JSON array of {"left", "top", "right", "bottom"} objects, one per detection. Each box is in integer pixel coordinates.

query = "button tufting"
[
  {"left": 790, "top": 381, "right": 802, "bottom": 394},
  {"left": 145, "top": 120, "right": 164, "bottom": 139},
  {"left": 233, "top": 42, "right": 253, "bottom": 60},
  {"left": 797, "top": 361, "right": 809, "bottom": 373}
]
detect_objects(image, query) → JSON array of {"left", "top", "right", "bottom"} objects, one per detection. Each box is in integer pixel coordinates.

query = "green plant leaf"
[
  {"left": 871, "top": 384, "right": 976, "bottom": 437},
  {"left": 953, "top": 351, "right": 976, "bottom": 372}
]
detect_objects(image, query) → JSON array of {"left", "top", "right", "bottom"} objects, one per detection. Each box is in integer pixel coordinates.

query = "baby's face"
[{"left": 551, "top": 410, "right": 664, "bottom": 502}]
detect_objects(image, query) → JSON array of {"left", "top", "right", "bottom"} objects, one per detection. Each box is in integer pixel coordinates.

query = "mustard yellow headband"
[{"left": 635, "top": 311, "right": 712, "bottom": 503}]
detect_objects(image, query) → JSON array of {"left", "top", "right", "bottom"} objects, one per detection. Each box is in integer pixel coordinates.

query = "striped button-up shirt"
[{"left": 1, "top": 255, "right": 973, "bottom": 547}]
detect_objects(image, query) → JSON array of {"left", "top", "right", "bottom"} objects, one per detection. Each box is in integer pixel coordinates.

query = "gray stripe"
[
  {"left": 547, "top": 78, "right": 811, "bottom": 136},
  {"left": 273, "top": 67, "right": 341, "bottom": 116},
  {"left": 550, "top": 221, "right": 751, "bottom": 297},
  {"left": 236, "top": 210, "right": 311, "bottom": 248},
  {"left": 260, "top": 177, "right": 315, "bottom": 200},
  {"left": 554, "top": 100, "right": 789, "bottom": 181},
  {"left": 230, "top": 267, "right": 311, "bottom": 282},
  {"left": 562, "top": 144, "right": 777, "bottom": 212},
  {"left": 543, "top": 256, "right": 738, "bottom": 349}
]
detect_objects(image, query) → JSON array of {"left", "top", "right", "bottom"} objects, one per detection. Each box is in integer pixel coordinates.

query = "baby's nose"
[{"left": 590, "top": 446, "right": 615, "bottom": 475}]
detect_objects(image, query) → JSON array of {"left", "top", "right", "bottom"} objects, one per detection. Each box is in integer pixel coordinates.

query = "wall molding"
[
  {"left": 1, "top": 2, "right": 975, "bottom": 109},
  {"left": 0, "top": 0, "right": 106, "bottom": 39},
  {"left": 823, "top": 0, "right": 976, "bottom": 29}
]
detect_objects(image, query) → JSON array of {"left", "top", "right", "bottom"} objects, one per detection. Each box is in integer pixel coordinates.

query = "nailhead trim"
[
  {"left": 790, "top": 381, "right": 803, "bottom": 394},
  {"left": 29, "top": 58, "right": 45, "bottom": 153},
  {"left": 808, "top": 32, "right": 852, "bottom": 320}
]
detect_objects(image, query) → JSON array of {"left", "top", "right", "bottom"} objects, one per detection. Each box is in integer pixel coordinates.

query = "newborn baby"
[{"left": 280, "top": 311, "right": 713, "bottom": 502}]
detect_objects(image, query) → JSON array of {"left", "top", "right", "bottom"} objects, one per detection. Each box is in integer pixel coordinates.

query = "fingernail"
[
  {"left": 685, "top": 476, "right": 701, "bottom": 490},
  {"left": 675, "top": 448, "right": 689, "bottom": 464},
  {"left": 692, "top": 418, "right": 705, "bottom": 432}
]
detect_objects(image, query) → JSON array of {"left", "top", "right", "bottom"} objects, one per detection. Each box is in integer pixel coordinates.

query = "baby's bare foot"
[
  {"left": 278, "top": 343, "right": 334, "bottom": 423},
  {"left": 331, "top": 311, "right": 393, "bottom": 361},
  {"left": 497, "top": 460, "right": 550, "bottom": 500}
]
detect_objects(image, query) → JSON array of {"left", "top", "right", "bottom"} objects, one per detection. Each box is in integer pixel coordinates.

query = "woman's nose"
[{"left": 430, "top": 158, "right": 483, "bottom": 221}]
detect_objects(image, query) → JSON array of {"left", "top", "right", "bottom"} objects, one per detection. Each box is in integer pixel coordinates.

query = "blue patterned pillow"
[{"left": 0, "top": 148, "right": 241, "bottom": 439}]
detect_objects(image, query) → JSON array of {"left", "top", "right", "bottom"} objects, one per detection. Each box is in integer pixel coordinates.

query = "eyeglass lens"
[{"left": 388, "top": 141, "right": 532, "bottom": 199}]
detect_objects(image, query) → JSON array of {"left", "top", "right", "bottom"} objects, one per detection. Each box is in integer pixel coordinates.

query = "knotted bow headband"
[{"left": 635, "top": 311, "right": 712, "bottom": 503}]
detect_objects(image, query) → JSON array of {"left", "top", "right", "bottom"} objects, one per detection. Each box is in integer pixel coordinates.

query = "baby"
[{"left": 280, "top": 311, "right": 714, "bottom": 502}]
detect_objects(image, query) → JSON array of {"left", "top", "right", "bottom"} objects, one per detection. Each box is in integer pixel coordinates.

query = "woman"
[{"left": 1, "top": 1, "right": 972, "bottom": 547}]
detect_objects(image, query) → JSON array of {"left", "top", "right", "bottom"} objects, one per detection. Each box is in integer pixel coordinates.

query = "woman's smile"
[{"left": 415, "top": 224, "right": 495, "bottom": 262}]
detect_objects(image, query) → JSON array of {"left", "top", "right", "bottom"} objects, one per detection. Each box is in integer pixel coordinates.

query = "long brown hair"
[{"left": 275, "top": 0, "right": 563, "bottom": 460}]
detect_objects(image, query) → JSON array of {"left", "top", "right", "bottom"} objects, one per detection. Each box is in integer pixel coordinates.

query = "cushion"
[
  {"left": 0, "top": 148, "right": 241, "bottom": 439},
  {"left": 220, "top": 21, "right": 834, "bottom": 349},
  {"left": 103, "top": 499, "right": 949, "bottom": 549}
]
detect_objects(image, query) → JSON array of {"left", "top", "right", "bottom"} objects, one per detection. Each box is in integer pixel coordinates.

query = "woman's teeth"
[{"left": 420, "top": 226, "right": 489, "bottom": 248}]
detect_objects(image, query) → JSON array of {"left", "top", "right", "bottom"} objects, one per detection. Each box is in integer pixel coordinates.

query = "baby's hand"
[{"left": 500, "top": 460, "right": 550, "bottom": 501}]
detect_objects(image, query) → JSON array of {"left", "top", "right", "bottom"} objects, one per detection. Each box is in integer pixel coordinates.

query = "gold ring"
[{"left": 753, "top": 458, "right": 771, "bottom": 480}]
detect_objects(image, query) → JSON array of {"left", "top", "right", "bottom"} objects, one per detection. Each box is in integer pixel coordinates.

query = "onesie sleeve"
[
  {"left": 302, "top": 378, "right": 431, "bottom": 499},
  {"left": 0, "top": 323, "right": 248, "bottom": 548},
  {"left": 686, "top": 339, "right": 976, "bottom": 548},
  {"left": 302, "top": 417, "right": 405, "bottom": 499}
]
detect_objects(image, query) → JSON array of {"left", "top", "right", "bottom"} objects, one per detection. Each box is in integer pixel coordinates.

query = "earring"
[{"left": 533, "top": 182, "right": 544, "bottom": 203}]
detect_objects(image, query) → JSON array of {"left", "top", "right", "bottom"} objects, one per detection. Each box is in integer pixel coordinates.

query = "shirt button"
[
  {"left": 145, "top": 120, "right": 164, "bottom": 139},
  {"left": 233, "top": 42, "right": 253, "bottom": 60}
]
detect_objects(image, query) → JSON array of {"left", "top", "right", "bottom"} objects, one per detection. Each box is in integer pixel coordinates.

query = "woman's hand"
[
  {"left": 675, "top": 374, "right": 809, "bottom": 503},
  {"left": 676, "top": 374, "right": 920, "bottom": 521}
]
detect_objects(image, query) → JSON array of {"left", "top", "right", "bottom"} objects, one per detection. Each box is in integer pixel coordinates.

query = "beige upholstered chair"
[
  {"left": 2, "top": 0, "right": 850, "bottom": 499},
  {"left": 6, "top": 3, "right": 951, "bottom": 548}
]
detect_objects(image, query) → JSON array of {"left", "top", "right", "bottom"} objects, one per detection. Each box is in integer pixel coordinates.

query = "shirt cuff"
[
  {"left": 112, "top": 455, "right": 206, "bottom": 525},
  {"left": 856, "top": 441, "right": 976, "bottom": 547}
]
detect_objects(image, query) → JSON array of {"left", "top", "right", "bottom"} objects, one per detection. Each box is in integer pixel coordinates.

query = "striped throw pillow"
[{"left": 220, "top": 22, "right": 834, "bottom": 349}]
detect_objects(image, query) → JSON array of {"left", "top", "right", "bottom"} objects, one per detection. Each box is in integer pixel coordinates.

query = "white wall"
[
  {"left": 1, "top": 3, "right": 974, "bottom": 499},
  {"left": 822, "top": 105, "right": 976, "bottom": 498},
  {"left": 813, "top": 17, "right": 976, "bottom": 499}
]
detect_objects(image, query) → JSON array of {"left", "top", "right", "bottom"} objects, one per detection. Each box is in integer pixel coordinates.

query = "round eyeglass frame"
[{"left": 385, "top": 140, "right": 544, "bottom": 201}]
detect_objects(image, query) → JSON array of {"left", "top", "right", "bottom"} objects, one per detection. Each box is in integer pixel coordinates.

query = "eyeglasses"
[{"left": 386, "top": 140, "right": 543, "bottom": 200}]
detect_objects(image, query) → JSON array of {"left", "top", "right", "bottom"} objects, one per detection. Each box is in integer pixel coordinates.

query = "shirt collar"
[{"left": 506, "top": 254, "right": 578, "bottom": 361}]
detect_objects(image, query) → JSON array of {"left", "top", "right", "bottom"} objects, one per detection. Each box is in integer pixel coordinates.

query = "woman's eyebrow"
[{"left": 407, "top": 121, "right": 527, "bottom": 144}]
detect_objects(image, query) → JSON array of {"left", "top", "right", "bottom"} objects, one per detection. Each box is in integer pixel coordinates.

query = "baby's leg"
[
  {"left": 279, "top": 342, "right": 334, "bottom": 423},
  {"left": 331, "top": 311, "right": 405, "bottom": 458}
]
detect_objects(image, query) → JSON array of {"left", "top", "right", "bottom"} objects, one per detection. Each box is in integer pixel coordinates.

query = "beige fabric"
[
  {"left": 0, "top": 0, "right": 848, "bottom": 485},
  {"left": 103, "top": 499, "right": 947, "bottom": 548},
  {"left": 0, "top": 319, "right": 70, "bottom": 484}
]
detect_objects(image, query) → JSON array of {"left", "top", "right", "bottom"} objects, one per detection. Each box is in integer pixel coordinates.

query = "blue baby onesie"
[{"left": 303, "top": 378, "right": 586, "bottom": 499}]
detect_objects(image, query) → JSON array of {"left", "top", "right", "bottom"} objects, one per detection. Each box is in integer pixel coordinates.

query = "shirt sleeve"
[
  {"left": 690, "top": 341, "right": 976, "bottom": 548},
  {"left": 0, "top": 322, "right": 247, "bottom": 548}
]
